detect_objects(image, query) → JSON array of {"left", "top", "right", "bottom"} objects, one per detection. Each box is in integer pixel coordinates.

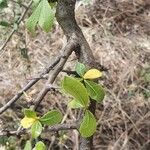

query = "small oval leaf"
[
  {"left": 85, "top": 80, "right": 105, "bottom": 102},
  {"left": 40, "top": 110, "right": 62, "bottom": 126},
  {"left": 75, "top": 62, "right": 86, "bottom": 77},
  {"left": 38, "top": 0, "right": 55, "bottom": 32},
  {"left": 24, "top": 140, "right": 32, "bottom": 150},
  {"left": 83, "top": 69, "right": 102, "bottom": 80},
  {"left": 26, "top": 0, "right": 42, "bottom": 33},
  {"left": 31, "top": 121, "right": 42, "bottom": 139},
  {"left": 62, "top": 76, "right": 89, "bottom": 107},
  {"left": 79, "top": 110, "right": 97, "bottom": 137},
  {"left": 35, "top": 141, "right": 46, "bottom": 150}
]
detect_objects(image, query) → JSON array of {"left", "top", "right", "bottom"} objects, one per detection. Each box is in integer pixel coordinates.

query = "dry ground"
[{"left": 0, "top": 0, "right": 150, "bottom": 149}]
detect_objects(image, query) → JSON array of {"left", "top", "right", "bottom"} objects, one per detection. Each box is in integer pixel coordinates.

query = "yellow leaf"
[
  {"left": 21, "top": 116, "right": 37, "bottom": 128},
  {"left": 83, "top": 69, "right": 102, "bottom": 79}
]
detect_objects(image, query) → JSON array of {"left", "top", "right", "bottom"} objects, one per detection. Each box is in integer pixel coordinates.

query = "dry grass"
[{"left": 0, "top": 0, "right": 150, "bottom": 149}]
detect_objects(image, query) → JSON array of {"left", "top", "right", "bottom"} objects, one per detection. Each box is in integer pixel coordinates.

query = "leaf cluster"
[
  {"left": 61, "top": 62, "right": 105, "bottom": 137},
  {"left": 21, "top": 109, "right": 62, "bottom": 149}
]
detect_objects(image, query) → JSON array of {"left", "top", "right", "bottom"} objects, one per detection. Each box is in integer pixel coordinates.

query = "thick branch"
[
  {"left": 34, "top": 36, "right": 79, "bottom": 110},
  {"left": 56, "top": 0, "right": 94, "bottom": 64},
  {"left": 56, "top": 1, "right": 100, "bottom": 149}
]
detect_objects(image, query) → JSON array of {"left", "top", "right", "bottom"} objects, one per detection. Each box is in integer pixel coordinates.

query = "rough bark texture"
[{"left": 56, "top": 0, "right": 97, "bottom": 149}]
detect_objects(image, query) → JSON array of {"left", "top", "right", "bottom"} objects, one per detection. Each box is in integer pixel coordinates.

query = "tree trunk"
[{"left": 56, "top": 0, "right": 97, "bottom": 149}]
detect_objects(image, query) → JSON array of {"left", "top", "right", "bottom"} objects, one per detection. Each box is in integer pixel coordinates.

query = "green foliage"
[
  {"left": 62, "top": 76, "right": 89, "bottom": 108},
  {"left": 79, "top": 110, "right": 97, "bottom": 137},
  {"left": 20, "top": 62, "right": 106, "bottom": 148},
  {"left": 61, "top": 62, "right": 105, "bottom": 137},
  {"left": 40, "top": 110, "right": 62, "bottom": 125},
  {"left": 26, "top": 0, "right": 55, "bottom": 33},
  {"left": 31, "top": 121, "right": 43, "bottom": 139},
  {"left": 21, "top": 109, "right": 62, "bottom": 136},
  {"left": 24, "top": 140, "right": 32, "bottom": 150},
  {"left": 84, "top": 80, "right": 105, "bottom": 102},
  {"left": 0, "top": 21, "right": 10, "bottom": 27},
  {"left": 24, "top": 109, "right": 37, "bottom": 118},
  {"left": 0, "top": 0, "right": 7, "bottom": 9},
  {"left": 0, "top": 135, "right": 8, "bottom": 145},
  {"left": 75, "top": 62, "right": 87, "bottom": 77},
  {"left": 35, "top": 141, "right": 46, "bottom": 150}
]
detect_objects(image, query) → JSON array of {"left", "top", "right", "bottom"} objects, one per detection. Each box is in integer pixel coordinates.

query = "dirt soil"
[{"left": 0, "top": 0, "right": 150, "bottom": 149}]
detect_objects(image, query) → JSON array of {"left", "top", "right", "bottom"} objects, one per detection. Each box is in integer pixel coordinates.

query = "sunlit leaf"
[
  {"left": 40, "top": 110, "right": 62, "bottom": 126},
  {"left": 26, "top": 1, "right": 42, "bottom": 33},
  {"left": 21, "top": 116, "right": 37, "bottom": 129},
  {"left": 83, "top": 69, "right": 102, "bottom": 80},
  {"left": 62, "top": 76, "right": 89, "bottom": 107},
  {"left": 26, "top": 0, "right": 55, "bottom": 33},
  {"left": 35, "top": 141, "right": 46, "bottom": 150},
  {"left": 79, "top": 110, "right": 97, "bottom": 137},
  {"left": 84, "top": 80, "right": 105, "bottom": 102},
  {"left": 24, "top": 140, "right": 32, "bottom": 150},
  {"left": 31, "top": 121, "right": 42, "bottom": 139},
  {"left": 38, "top": 0, "right": 55, "bottom": 32}
]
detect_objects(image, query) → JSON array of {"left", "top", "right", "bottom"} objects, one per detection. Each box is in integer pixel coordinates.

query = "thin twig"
[
  {"left": 46, "top": 122, "right": 78, "bottom": 132},
  {"left": 0, "top": 57, "right": 61, "bottom": 114},
  {"left": 0, "top": 122, "right": 78, "bottom": 136},
  {"left": 0, "top": 0, "right": 33, "bottom": 54}
]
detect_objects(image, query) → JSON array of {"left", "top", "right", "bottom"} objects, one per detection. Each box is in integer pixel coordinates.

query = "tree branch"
[
  {"left": 0, "top": 122, "right": 78, "bottom": 136},
  {"left": 0, "top": 57, "right": 61, "bottom": 114},
  {"left": 34, "top": 36, "right": 79, "bottom": 110},
  {"left": 56, "top": 0, "right": 102, "bottom": 149}
]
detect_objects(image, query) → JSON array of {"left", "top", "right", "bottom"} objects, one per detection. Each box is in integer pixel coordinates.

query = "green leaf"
[
  {"left": 40, "top": 110, "right": 62, "bottom": 126},
  {"left": 144, "top": 73, "right": 150, "bottom": 82},
  {"left": 26, "top": 0, "right": 55, "bottom": 33},
  {"left": 0, "top": 21, "right": 10, "bottom": 27},
  {"left": 24, "top": 109, "right": 37, "bottom": 118},
  {"left": 35, "top": 141, "right": 46, "bottom": 150},
  {"left": 31, "top": 121, "right": 42, "bottom": 139},
  {"left": 26, "top": 0, "right": 42, "bottom": 33},
  {"left": 24, "top": 140, "right": 32, "bottom": 150},
  {"left": 75, "top": 62, "right": 86, "bottom": 77},
  {"left": 62, "top": 76, "right": 89, "bottom": 107},
  {"left": 79, "top": 110, "right": 97, "bottom": 137},
  {"left": 38, "top": 0, "right": 55, "bottom": 32},
  {"left": 84, "top": 80, "right": 105, "bottom": 102},
  {"left": 68, "top": 99, "right": 84, "bottom": 109},
  {"left": 0, "top": 0, "right": 7, "bottom": 9}
]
